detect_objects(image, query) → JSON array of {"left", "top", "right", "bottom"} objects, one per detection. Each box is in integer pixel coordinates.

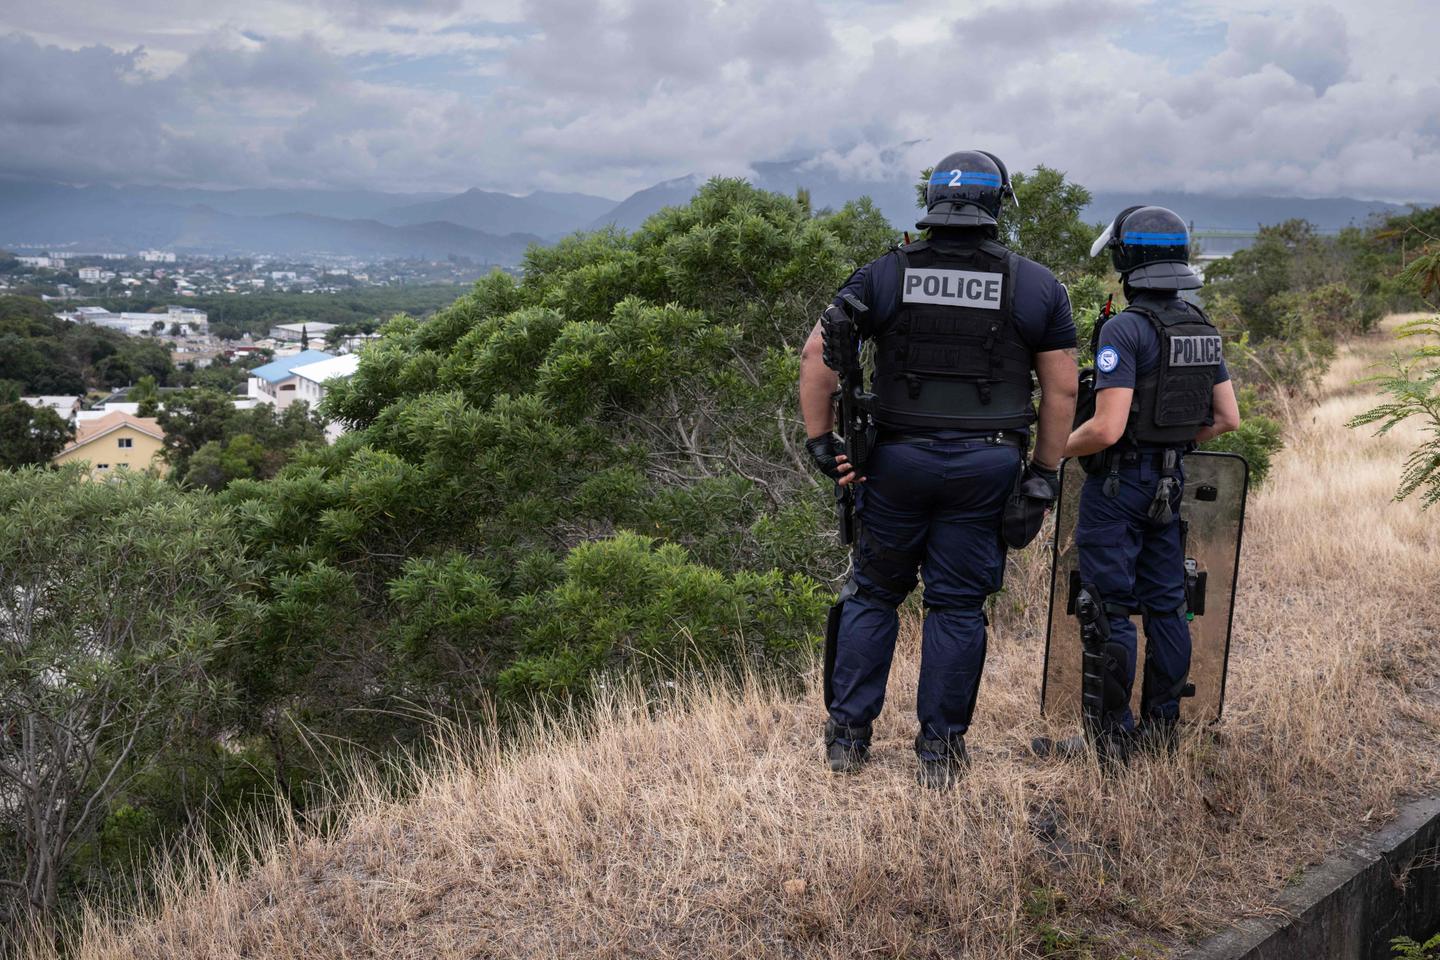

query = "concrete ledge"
[{"left": 1185, "top": 793, "right": 1440, "bottom": 960}]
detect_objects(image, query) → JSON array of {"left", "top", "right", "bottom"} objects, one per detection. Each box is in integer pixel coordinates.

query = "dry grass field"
[{"left": 29, "top": 317, "right": 1440, "bottom": 960}]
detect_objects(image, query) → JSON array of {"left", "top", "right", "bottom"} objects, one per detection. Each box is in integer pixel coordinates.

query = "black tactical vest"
[
  {"left": 873, "top": 239, "right": 1034, "bottom": 431},
  {"left": 1120, "top": 294, "right": 1223, "bottom": 447}
]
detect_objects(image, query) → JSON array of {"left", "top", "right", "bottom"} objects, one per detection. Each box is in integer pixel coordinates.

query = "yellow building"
[{"left": 52, "top": 411, "right": 168, "bottom": 477}]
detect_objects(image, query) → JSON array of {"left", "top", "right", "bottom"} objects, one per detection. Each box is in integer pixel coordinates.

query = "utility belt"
[
  {"left": 1081, "top": 445, "right": 1186, "bottom": 474},
  {"left": 1083, "top": 443, "right": 1189, "bottom": 527},
  {"left": 876, "top": 430, "right": 1024, "bottom": 448}
]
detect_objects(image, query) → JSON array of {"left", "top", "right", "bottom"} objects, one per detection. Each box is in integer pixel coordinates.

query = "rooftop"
[
  {"left": 65, "top": 411, "right": 164, "bottom": 450},
  {"left": 291, "top": 353, "right": 361, "bottom": 384},
  {"left": 248, "top": 350, "right": 336, "bottom": 384}
]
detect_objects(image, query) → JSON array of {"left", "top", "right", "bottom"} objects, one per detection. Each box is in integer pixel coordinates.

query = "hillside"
[{"left": 36, "top": 318, "right": 1440, "bottom": 959}]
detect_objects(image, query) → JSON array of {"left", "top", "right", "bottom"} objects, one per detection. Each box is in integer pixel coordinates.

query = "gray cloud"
[
  {"left": 0, "top": 0, "right": 1435, "bottom": 203},
  {"left": 1216, "top": 6, "right": 1351, "bottom": 93}
]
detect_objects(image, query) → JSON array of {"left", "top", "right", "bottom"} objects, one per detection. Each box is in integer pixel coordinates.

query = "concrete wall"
[{"left": 1187, "top": 794, "right": 1440, "bottom": 960}]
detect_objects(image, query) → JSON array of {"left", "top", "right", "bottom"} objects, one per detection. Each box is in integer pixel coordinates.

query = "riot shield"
[{"left": 1039, "top": 451, "right": 1248, "bottom": 724}]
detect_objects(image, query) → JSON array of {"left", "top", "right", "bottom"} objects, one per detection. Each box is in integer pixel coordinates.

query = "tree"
[
  {"left": 1349, "top": 239, "right": 1440, "bottom": 507},
  {"left": 183, "top": 434, "right": 267, "bottom": 491},
  {"left": 1002, "top": 166, "right": 1107, "bottom": 282},
  {"left": 129, "top": 375, "right": 161, "bottom": 417},
  {"left": 0, "top": 468, "right": 253, "bottom": 924},
  {"left": 219, "top": 178, "right": 892, "bottom": 763},
  {"left": 156, "top": 389, "right": 325, "bottom": 485},
  {"left": 0, "top": 402, "right": 72, "bottom": 469}
]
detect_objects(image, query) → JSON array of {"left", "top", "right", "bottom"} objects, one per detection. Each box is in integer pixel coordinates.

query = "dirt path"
[{"left": 35, "top": 319, "right": 1440, "bottom": 960}]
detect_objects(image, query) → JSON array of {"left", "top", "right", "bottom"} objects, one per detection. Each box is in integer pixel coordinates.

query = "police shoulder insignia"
[{"left": 1096, "top": 346, "right": 1119, "bottom": 373}]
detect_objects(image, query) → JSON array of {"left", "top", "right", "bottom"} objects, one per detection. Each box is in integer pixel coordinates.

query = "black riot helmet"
[
  {"left": 917, "top": 150, "right": 1015, "bottom": 229},
  {"left": 1089, "top": 204, "right": 1202, "bottom": 290}
]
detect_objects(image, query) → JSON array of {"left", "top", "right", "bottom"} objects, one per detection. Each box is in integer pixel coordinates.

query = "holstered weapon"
[{"left": 820, "top": 293, "right": 877, "bottom": 547}]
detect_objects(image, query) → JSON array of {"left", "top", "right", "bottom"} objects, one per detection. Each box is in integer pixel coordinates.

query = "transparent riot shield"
[{"left": 1039, "top": 451, "right": 1249, "bottom": 724}]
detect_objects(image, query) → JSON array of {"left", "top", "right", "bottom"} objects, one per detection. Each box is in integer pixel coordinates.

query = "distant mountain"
[
  {"left": 1, "top": 168, "right": 1423, "bottom": 265},
  {"left": 0, "top": 181, "right": 451, "bottom": 222},
  {"left": 585, "top": 175, "right": 707, "bottom": 232},
  {"left": 379, "top": 187, "right": 617, "bottom": 239},
  {"left": 0, "top": 181, "right": 538, "bottom": 263},
  {"left": 170, "top": 209, "right": 540, "bottom": 262},
  {"left": 1082, "top": 192, "right": 1415, "bottom": 233},
  {"left": 528, "top": 191, "right": 622, "bottom": 224}
]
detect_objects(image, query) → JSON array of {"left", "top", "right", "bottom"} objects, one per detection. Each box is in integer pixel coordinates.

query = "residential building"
[
  {"left": 290, "top": 353, "right": 362, "bottom": 441},
  {"left": 139, "top": 250, "right": 177, "bottom": 263},
  {"left": 246, "top": 349, "right": 336, "bottom": 410},
  {"left": 52, "top": 411, "right": 167, "bottom": 477},
  {"left": 269, "top": 321, "right": 337, "bottom": 343},
  {"left": 57, "top": 304, "right": 208, "bottom": 336}
]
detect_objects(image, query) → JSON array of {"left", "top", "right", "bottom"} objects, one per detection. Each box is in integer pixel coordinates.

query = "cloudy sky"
[{"left": 1, "top": 0, "right": 1436, "bottom": 202}]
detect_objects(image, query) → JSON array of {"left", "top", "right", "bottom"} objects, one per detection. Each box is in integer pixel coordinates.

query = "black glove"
[
  {"left": 1002, "top": 460, "right": 1061, "bottom": 549},
  {"left": 1027, "top": 461, "right": 1061, "bottom": 501},
  {"left": 805, "top": 433, "right": 847, "bottom": 482}
]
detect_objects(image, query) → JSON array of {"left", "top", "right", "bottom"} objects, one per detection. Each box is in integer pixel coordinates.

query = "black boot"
[
  {"left": 1134, "top": 716, "right": 1179, "bottom": 756},
  {"left": 824, "top": 719, "right": 871, "bottom": 774},
  {"left": 915, "top": 735, "right": 969, "bottom": 790}
]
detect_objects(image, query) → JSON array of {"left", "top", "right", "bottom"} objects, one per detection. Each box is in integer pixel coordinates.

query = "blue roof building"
[{"left": 248, "top": 350, "right": 335, "bottom": 385}]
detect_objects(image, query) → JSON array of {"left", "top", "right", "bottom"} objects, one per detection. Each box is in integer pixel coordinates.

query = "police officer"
[
  {"left": 1062, "top": 205, "right": 1240, "bottom": 756},
  {"left": 799, "top": 150, "right": 1079, "bottom": 788}
]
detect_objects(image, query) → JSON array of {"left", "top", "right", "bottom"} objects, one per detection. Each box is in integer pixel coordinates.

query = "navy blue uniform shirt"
[
  {"left": 834, "top": 238, "right": 1077, "bottom": 354},
  {"left": 1094, "top": 302, "right": 1231, "bottom": 391}
]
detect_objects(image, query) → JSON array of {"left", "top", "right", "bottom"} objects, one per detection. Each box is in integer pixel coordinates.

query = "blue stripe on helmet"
[
  {"left": 929, "top": 170, "right": 1002, "bottom": 186},
  {"left": 1122, "top": 231, "right": 1188, "bottom": 245}
]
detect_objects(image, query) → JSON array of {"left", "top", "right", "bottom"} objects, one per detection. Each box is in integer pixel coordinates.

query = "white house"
[
  {"left": 290, "top": 353, "right": 362, "bottom": 441},
  {"left": 246, "top": 350, "right": 336, "bottom": 410},
  {"left": 58, "top": 305, "right": 207, "bottom": 336}
]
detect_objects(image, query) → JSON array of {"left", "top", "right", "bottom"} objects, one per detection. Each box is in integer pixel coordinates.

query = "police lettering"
[
  {"left": 1168, "top": 335, "right": 1223, "bottom": 367},
  {"left": 901, "top": 268, "right": 1004, "bottom": 310}
]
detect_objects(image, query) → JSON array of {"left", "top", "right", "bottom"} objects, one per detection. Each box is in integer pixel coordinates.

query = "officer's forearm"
[
  {"left": 1032, "top": 348, "right": 1078, "bottom": 470},
  {"left": 1033, "top": 391, "right": 1073, "bottom": 470},
  {"left": 799, "top": 342, "right": 839, "bottom": 438},
  {"left": 1064, "top": 421, "right": 1112, "bottom": 458}
]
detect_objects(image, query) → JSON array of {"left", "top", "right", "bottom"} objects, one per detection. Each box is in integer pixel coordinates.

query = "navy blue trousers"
[
  {"left": 1075, "top": 456, "right": 1191, "bottom": 731},
  {"left": 828, "top": 438, "right": 1021, "bottom": 748}
]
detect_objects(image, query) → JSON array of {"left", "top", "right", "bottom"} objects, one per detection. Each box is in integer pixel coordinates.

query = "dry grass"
[{"left": 29, "top": 319, "right": 1440, "bottom": 960}]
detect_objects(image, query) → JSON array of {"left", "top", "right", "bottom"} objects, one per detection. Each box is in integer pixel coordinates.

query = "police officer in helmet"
[
  {"left": 799, "top": 150, "right": 1079, "bottom": 788},
  {"left": 1061, "top": 205, "right": 1241, "bottom": 756}
]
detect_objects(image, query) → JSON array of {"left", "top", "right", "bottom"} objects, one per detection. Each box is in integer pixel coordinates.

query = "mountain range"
[{"left": 0, "top": 163, "right": 1423, "bottom": 266}]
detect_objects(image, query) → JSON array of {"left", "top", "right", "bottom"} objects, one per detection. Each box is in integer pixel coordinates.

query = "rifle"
[
  {"left": 817, "top": 294, "right": 876, "bottom": 708},
  {"left": 819, "top": 293, "right": 877, "bottom": 546}
]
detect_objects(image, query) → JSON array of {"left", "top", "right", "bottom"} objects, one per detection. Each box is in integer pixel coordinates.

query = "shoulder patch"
[{"left": 1096, "top": 346, "right": 1119, "bottom": 374}]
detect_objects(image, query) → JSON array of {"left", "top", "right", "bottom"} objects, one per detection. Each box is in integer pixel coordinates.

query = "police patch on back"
[
  {"left": 901, "top": 268, "right": 1003, "bottom": 310},
  {"left": 1168, "top": 335, "right": 1223, "bottom": 367}
]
